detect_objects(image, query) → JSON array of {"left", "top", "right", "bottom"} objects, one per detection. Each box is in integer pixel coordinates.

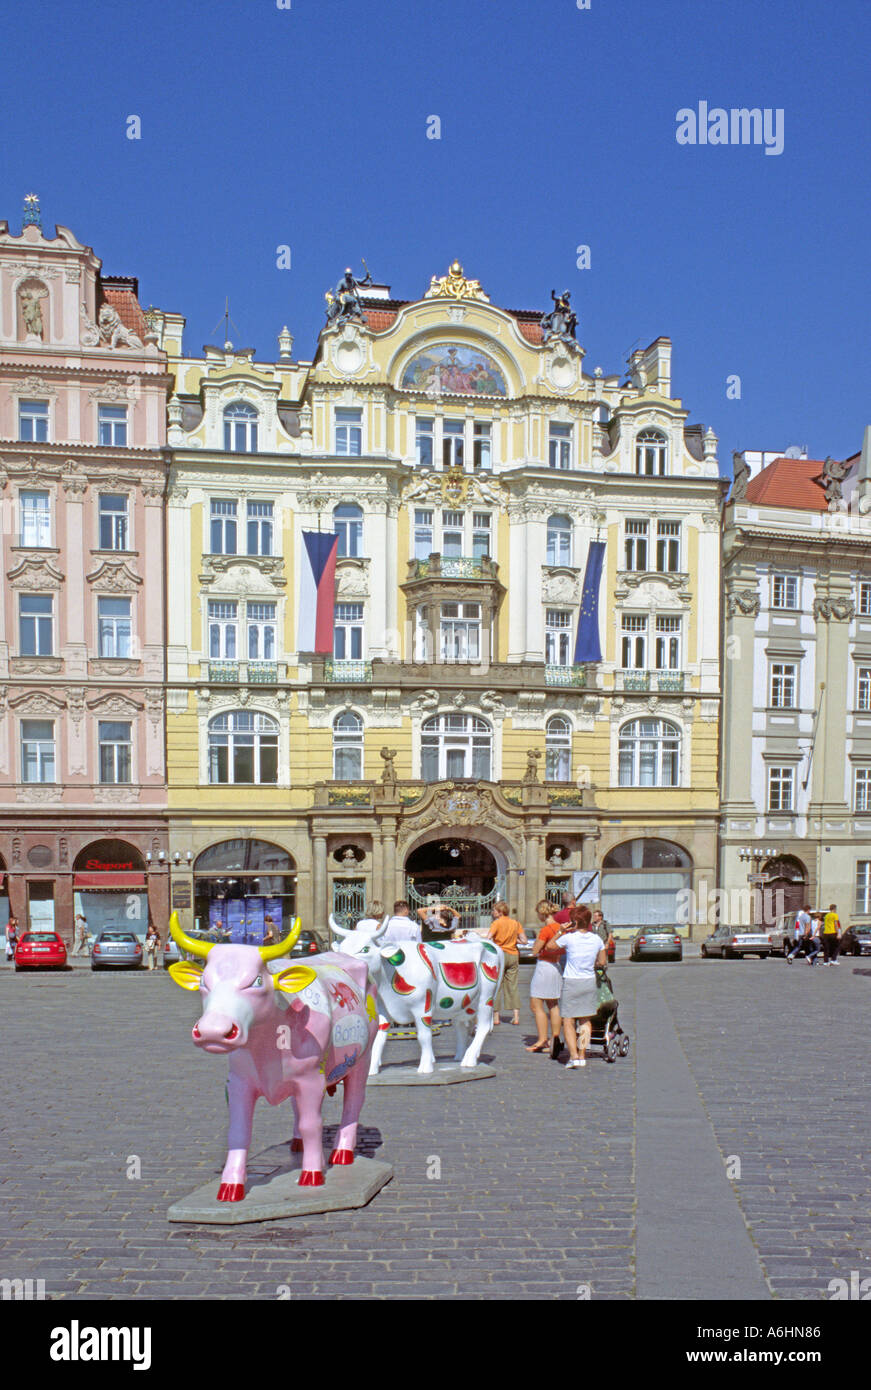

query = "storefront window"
[
  {"left": 73, "top": 839, "right": 147, "bottom": 939},
  {"left": 193, "top": 839, "right": 296, "bottom": 942}
]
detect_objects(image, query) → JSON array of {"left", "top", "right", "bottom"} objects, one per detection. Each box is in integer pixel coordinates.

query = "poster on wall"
[
  {"left": 226, "top": 899, "right": 245, "bottom": 944},
  {"left": 264, "top": 897, "right": 283, "bottom": 940},
  {"left": 573, "top": 871, "right": 600, "bottom": 905}
]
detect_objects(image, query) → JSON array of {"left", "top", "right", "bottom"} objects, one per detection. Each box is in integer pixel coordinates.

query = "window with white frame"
[
  {"left": 549, "top": 423, "right": 572, "bottom": 470},
  {"left": 414, "top": 605, "right": 432, "bottom": 661},
  {"left": 442, "top": 510, "right": 464, "bottom": 558},
  {"left": 208, "top": 600, "right": 238, "bottom": 658},
  {"left": 473, "top": 422, "right": 492, "bottom": 470},
  {"left": 770, "top": 662, "right": 797, "bottom": 709},
  {"left": 857, "top": 667, "right": 871, "bottom": 711},
  {"left": 21, "top": 719, "right": 55, "bottom": 783},
  {"left": 618, "top": 718, "right": 680, "bottom": 787},
  {"left": 210, "top": 499, "right": 237, "bottom": 554},
  {"left": 624, "top": 519, "right": 648, "bottom": 571},
  {"left": 655, "top": 616, "right": 682, "bottom": 670},
  {"left": 442, "top": 419, "right": 464, "bottom": 469},
  {"left": 333, "top": 711, "right": 363, "bottom": 779},
  {"left": 621, "top": 615, "right": 647, "bottom": 669},
  {"left": 414, "top": 509, "right": 434, "bottom": 560},
  {"left": 98, "top": 405, "right": 128, "bottom": 446},
  {"left": 415, "top": 417, "right": 434, "bottom": 467},
  {"left": 855, "top": 768, "right": 871, "bottom": 812},
  {"left": 546, "top": 716, "right": 572, "bottom": 781},
  {"left": 333, "top": 503, "right": 362, "bottom": 558},
  {"left": 99, "top": 494, "right": 128, "bottom": 550},
  {"left": 19, "top": 594, "right": 53, "bottom": 656},
  {"left": 335, "top": 408, "right": 362, "bottom": 456},
  {"left": 767, "top": 765, "right": 795, "bottom": 812},
  {"left": 471, "top": 512, "right": 492, "bottom": 560},
  {"left": 247, "top": 500, "right": 273, "bottom": 556},
  {"left": 224, "top": 402, "right": 258, "bottom": 453},
  {"left": 208, "top": 711, "right": 278, "bottom": 784},
  {"left": 656, "top": 521, "right": 681, "bottom": 572},
  {"left": 98, "top": 597, "right": 132, "bottom": 658},
  {"left": 546, "top": 609, "right": 573, "bottom": 666},
  {"left": 19, "top": 399, "right": 49, "bottom": 443},
  {"left": 859, "top": 581, "right": 871, "bottom": 616},
  {"left": 421, "top": 713, "right": 491, "bottom": 781},
  {"left": 334, "top": 603, "right": 364, "bottom": 660},
  {"left": 247, "top": 602, "right": 277, "bottom": 660},
  {"left": 772, "top": 574, "right": 799, "bottom": 610},
  {"left": 20, "top": 491, "right": 50, "bottom": 547},
  {"left": 856, "top": 861, "right": 871, "bottom": 913},
  {"left": 546, "top": 515, "right": 572, "bottom": 566},
  {"left": 440, "top": 603, "right": 481, "bottom": 661},
  {"left": 99, "top": 721, "right": 132, "bottom": 784},
  {"left": 635, "top": 429, "right": 667, "bottom": 476}
]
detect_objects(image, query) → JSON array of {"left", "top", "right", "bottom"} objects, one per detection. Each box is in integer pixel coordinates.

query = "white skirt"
[{"left": 530, "top": 960, "right": 563, "bottom": 1000}]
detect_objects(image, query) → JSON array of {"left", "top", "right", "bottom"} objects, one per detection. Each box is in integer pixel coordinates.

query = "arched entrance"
[
  {"left": 601, "top": 838, "right": 693, "bottom": 934},
  {"left": 73, "top": 839, "right": 147, "bottom": 939},
  {"left": 194, "top": 839, "right": 296, "bottom": 943},
  {"left": 761, "top": 855, "right": 807, "bottom": 929},
  {"left": 405, "top": 837, "right": 503, "bottom": 935}
]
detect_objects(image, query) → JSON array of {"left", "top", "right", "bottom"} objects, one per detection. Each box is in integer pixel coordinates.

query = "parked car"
[
  {"left": 701, "top": 925, "right": 773, "bottom": 959},
  {"left": 289, "top": 929, "right": 320, "bottom": 958},
  {"left": 841, "top": 923, "right": 871, "bottom": 957},
  {"left": 91, "top": 930, "right": 143, "bottom": 971},
  {"left": 629, "top": 927, "right": 683, "bottom": 962},
  {"left": 14, "top": 931, "right": 67, "bottom": 971},
  {"left": 770, "top": 912, "right": 799, "bottom": 955}
]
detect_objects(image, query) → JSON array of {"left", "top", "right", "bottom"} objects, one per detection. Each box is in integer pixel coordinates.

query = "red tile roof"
[
  {"left": 363, "top": 307, "right": 399, "bottom": 331},
  {"left": 99, "top": 283, "right": 149, "bottom": 340},
  {"left": 514, "top": 318, "right": 544, "bottom": 344},
  {"left": 743, "top": 457, "right": 836, "bottom": 511}
]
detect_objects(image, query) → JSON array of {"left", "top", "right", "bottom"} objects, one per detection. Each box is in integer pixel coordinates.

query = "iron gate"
[
  {"left": 331, "top": 878, "right": 367, "bottom": 930},
  {"left": 406, "top": 877, "right": 505, "bottom": 934}
]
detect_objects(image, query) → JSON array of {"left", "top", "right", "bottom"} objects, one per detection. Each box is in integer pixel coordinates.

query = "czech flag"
[{"left": 298, "top": 531, "right": 339, "bottom": 653}]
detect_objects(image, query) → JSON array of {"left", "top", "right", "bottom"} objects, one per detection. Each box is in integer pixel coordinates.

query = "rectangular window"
[
  {"left": 98, "top": 405, "right": 128, "bottom": 447},
  {"left": 545, "top": 609, "right": 573, "bottom": 666},
  {"left": 19, "top": 399, "right": 49, "bottom": 443},
  {"left": 208, "top": 600, "right": 238, "bottom": 659},
  {"left": 99, "top": 494, "right": 128, "bottom": 550},
  {"left": 440, "top": 602, "right": 481, "bottom": 662},
  {"left": 247, "top": 500, "right": 273, "bottom": 556},
  {"left": 414, "top": 509, "right": 434, "bottom": 561},
  {"left": 442, "top": 510, "right": 464, "bottom": 559},
  {"left": 860, "top": 581, "right": 871, "bottom": 616},
  {"left": 97, "top": 596, "right": 132, "bottom": 658},
  {"left": 98, "top": 721, "right": 132, "bottom": 784},
  {"left": 335, "top": 408, "right": 362, "bottom": 456},
  {"left": 21, "top": 720, "right": 55, "bottom": 783},
  {"left": 855, "top": 769, "right": 871, "bottom": 813},
  {"left": 656, "top": 521, "right": 681, "bottom": 573},
  {"left": 442, "top": 419, "right": 464, "bottom": 470},
  {"left": 210, "top": 499, "right": 237, "bottom": 555},
  {"left": 772, "top": 574, "right": 799, "bottom": 610},
  {"left": 472, "top": 512, "right": 491, "bottom": 561},
  {"left": 768, "top": 766, "right": 795, "bottom": 812},
  {"left": 334, "top": 602, "right": 364, "bottom": 660},
  {"left": 20, "top": 491, "right": 50, "bottom": 548},
  {"left": 770, "top": 662, "right": 797, "bottom": 709},
  {"left": 621, "top": 614, "right": 647, "bottom": 669},
  {"left": 19, "top": 594, "right": 53, "bottom": 656},
  {"left": 856, "top": 861, "right": 871, "bottom": 914},
  {"left": 334, "top": 506, "right": 363, "bottom": 559},
  {"left": 415, "top": 417, "right": 434, "bottom": 467},
  {"left": 414, "top": 605, "right": 431, "bottom": 662},
  {"left": 624, "top": 520, "right": 648, "bottom": 571},
  {"left": 655, "top": 615, "right": 681, "bottom": 670},
  {"left": 473, "top": 422, "right": 492, "bottom": 471},
  {"left": 247, "top": 601, "right": 276, "bottom": 660},
  {"left": 859, "top": 668, "right": 871, "bottom": 712},
  {"left": 549, "top": 423, "right": 572, "bottom": 470}
]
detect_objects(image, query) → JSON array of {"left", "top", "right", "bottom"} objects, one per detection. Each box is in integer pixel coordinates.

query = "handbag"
[{"left": 595, "top": 965, "right": 617, "bottom": 1014}]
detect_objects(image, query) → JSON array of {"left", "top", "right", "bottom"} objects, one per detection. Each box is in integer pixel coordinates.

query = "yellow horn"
[
  {"left": 259, "top": 915, "right": 302, "bottom": 962},
  {"left": 168, "top": 909, "right": 214, "bottom": 961}
]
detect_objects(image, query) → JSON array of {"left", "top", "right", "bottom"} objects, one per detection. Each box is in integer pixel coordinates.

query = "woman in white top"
[{"left": 552, "top": 906, "right": 606, "bottom": 1069}]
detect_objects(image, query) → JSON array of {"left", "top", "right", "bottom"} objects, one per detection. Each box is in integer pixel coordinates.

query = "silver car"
[
  {"left": 91, "top": 929, "right": 143, "bottom": 971},
  {"left": 701, "top": 925, "right": 773, "bottom": 959}
]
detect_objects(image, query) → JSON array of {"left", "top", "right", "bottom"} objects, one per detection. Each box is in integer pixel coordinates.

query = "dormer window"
[
  {"left": 635, "top": 429, "right": 667, "bottom": 476},
  {"left": 335, "top": 408, "right": 362, "bottom": 456},
  {"left": 224, "top": 402, "right": 258, "bottom": 453}
]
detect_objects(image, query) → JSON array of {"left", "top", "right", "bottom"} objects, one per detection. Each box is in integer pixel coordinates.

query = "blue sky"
[{"left": 2, "top": 0, "right": 870, "bottom": 467}]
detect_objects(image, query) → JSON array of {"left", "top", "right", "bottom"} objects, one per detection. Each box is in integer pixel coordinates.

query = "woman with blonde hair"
[{"left": 526, "top": 899, "right": 564, "bottom": 1055}]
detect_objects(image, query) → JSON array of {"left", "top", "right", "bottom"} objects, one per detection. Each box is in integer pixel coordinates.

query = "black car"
[{"left": 841, "top": 924, "right": 871, "bottom": 957}]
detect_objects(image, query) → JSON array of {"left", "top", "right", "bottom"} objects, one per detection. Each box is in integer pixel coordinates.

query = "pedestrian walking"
[
  {"left": 488, "top": 901, "right": 528, "bottom": 1025},
  {"left": 821, "top": 904, "right": 841, "bottom": 965},
  {"left": 551, "top": 906, "right": 607, "bottom": 1069},
  {"left": 526, "top": 899, "right": 564, "bottom": 1055},
  {"left": 805, "top": 913, "right": 823, "bottom": 966},
  {"left": 144, "top": 922, "right": 160, "bottom": 971},
  {"left": 71, "top": 913, "right": 89, "bottom": 957},
  {"left": 5, "top": 914, "right": 20, "bottom": 963},
  {"left": 590, "top": 907, "right": 614, "bottom": 956},
  {"left": 786, "top": 905, "right": 811, "bottom": 962},
  {"left": 552, "top": 892, "right": 576, "bottom": 925},
  {"left": 381, "top": 900, "right": 422, "bottom": 947},
  {"left": 262, "top": 915, "right": 277, "bottom": 947}
]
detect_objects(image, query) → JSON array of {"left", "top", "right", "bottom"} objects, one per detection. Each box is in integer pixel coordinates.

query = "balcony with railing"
[
  {"left": 209, "top": 660, "right": 240, "bottom": 683},
  {"left": 324, "top": 658, "right": 373, "bottom": 683},
  {"left": 615, "top": 669, "right": 686, "bottom": 693},
  {"left": 620, "top": 669, "right": 651, "bottom": 691},
  {"left": 655, "top": 671, "right": 685, "bottom": 692},
  {"left": 207, "top": 660, "right": 284, "bottom": 684},
  {"left": 545, "top": 664, "right": 588, "bottom": 687},
  {"left": 408, "top": 554, "right": 498, "bottom": 581}
]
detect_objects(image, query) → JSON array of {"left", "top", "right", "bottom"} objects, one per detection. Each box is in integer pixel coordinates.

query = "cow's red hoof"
[
  {"left": 216, "top": 1183, "right": 245, "bottom": 1203},
  {"left": 326, "top": 1084, "right": 337, "bottom": 1097},
  {"left": 298, "top": 1169, "right": 325, "bottom": 1187},
  {"left": 329, "top": 1147, "right": 354, "bottom": 1166},
  {"left": 290, "top": 1137, "right": 304, "bottom": 1152}
]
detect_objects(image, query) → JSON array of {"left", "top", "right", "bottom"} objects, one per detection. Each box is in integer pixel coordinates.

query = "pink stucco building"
[{"left": 0, "top": 209, "right": 172, "bottom": 941}]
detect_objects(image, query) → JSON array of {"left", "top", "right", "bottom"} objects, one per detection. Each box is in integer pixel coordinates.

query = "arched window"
[
  {"left": 635, "top": 429, "right": 667, "bottom": 477},
  {"left": 546, "top": 514, "right": 572, "bottom": 566},
  {"left": 545, "top": 716, "right": 572, "bottom": 782},
  {"left": 208, "top": 711, "right": 278, "bottom": 784},
  {"left": 333, "top": 711, "right": 364, "bottom": 780},
  {"left": 334, "top": 503, "right": 363, "bottom": 558},
  {"left": 618, "top": 718, "right": 680, "bottom": 787},
  {"left": 223, "top": 401, "right": 259, "bottom": 454},
  {"left": 421, "top": 714, "right": 492, "bottom": 782}
]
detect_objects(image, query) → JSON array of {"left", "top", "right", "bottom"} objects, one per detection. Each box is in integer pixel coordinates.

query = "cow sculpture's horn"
[
  {"left": 329, "top": 913, "right": 351, "bottom": 938},
  {"left": 259, "top": 915, "right": 302, "bottom": 962},
  {"left": 168, "top": 909, "right": 214, "bottom": 960}
]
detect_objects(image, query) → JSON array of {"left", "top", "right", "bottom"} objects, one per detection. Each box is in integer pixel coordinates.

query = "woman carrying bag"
[{"left": 551, "top": 905, "right": 607, "bottom": 1069}]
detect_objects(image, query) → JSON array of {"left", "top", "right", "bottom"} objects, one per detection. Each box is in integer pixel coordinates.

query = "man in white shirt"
[
  {"left": 786, "top": 906, "right": 811, "bottom": 962},
  {"left": 381, "top": 900, "right": 422, "bottom": 947}
]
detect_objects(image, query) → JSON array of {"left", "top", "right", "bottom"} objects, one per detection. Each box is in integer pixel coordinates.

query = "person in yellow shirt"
[{"left": 821, "top": 904, "right": 841, "bottom": 966}]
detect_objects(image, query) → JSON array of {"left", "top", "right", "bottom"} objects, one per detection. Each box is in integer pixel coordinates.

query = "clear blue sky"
[{"left": 2, "top": 0, "right": 870, "bottom": 467}]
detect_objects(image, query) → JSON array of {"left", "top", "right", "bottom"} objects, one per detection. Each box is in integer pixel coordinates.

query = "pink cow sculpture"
[{"left": 167, "top": 912, "right": 377, "bottom": 1201}]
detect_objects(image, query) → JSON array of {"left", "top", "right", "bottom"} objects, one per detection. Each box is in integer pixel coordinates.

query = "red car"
[{"left": 15, "top": 931, "right": 67, "bottom": 971}]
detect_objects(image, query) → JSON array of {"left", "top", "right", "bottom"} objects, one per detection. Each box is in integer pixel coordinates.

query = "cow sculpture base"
[
  {"left": 367, "top": 1061, "right": 496, "bottom": 1087},
  {"left": 168, "top": 1146, "right": 393, "bottom": 1225}
]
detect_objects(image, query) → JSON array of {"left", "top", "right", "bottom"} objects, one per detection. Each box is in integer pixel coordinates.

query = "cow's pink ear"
[
  {"left": 272, "top": 964, "right": 318, "bottom": 996},
  {"left": 168, "top": 961, "right": 204, "bottom": 992}
]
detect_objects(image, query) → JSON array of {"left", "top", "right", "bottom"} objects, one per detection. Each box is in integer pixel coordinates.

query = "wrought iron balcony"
[
  {"left": 656, "top": 671, "right": 685, "bottom": 692},
  {"left": 545, "top": 664, "right": 587, "bottom": 687},
  {"left": 408, "top": 554, "right": 497, "bottom": 580},
  {"left": 248, "top": 661, "right": 279, "bottom": 683},
  {"left": 325, "top": 658, "right": 373, "bottom": 683},
  {"left": 621, "top": 669, "right": 651, "bottom": 691},
  {"left": 209, "top": 661, "right": 240, "bottom": 683}
]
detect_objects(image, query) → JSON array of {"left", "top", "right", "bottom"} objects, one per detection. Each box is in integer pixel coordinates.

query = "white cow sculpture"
[{"left": 330, "top": 916, "right": 505, "bottom": 1075}]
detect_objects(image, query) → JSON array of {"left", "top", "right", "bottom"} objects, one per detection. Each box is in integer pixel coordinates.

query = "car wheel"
[{"left": 701, "top": 945, "right": 708, "bottom": 958}]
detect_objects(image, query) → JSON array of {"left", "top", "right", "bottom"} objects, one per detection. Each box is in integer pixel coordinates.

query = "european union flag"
[{"left": 574, "top": 540, "right": 606, "bottom": 664}]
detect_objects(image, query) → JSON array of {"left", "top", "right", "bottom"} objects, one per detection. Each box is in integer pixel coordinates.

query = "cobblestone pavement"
[{"left": 1, "top": 952, "right": 869, "bottom": 1300}]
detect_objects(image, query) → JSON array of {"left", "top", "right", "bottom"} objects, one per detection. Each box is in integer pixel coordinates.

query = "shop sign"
[{"left": 172, "top": 882, "right": 192, "bottom": 909}]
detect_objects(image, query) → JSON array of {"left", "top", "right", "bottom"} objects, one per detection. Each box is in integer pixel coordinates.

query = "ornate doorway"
[{"left": 405, "top": 838, "right": 504, "bottom": 934}]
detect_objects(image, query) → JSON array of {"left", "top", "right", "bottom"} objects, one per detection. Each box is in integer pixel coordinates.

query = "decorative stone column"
[
  {"left": 312, "top": 834, "right": 328, "bottom": 946},
  {"left": 721, "top": 584, "right": 760, "bottom": 813}
]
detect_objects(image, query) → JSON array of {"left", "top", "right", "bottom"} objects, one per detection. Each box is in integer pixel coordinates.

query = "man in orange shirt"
[{"left": 487, "top": 901, "right": 528, "bottom": 1025}]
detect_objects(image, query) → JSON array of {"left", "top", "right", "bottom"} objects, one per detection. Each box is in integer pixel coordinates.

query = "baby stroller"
[{"left": 587, "top": 967, "right": 630, "bottom": 1063}]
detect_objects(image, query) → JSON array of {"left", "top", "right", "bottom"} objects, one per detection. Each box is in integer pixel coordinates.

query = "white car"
[{"left": 701, "top": 925, "right": 773, "bottom": 959}]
